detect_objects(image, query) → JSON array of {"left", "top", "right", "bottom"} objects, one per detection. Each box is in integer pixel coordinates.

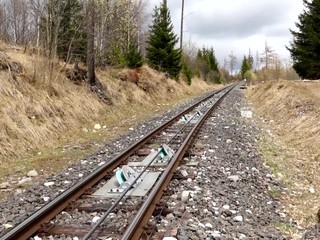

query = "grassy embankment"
[
  {"left": 0, "top": 41, "right": 218, "bottom": 185},
  {"left": 247, "top": 80, "right": 320, "bottom": 231}
]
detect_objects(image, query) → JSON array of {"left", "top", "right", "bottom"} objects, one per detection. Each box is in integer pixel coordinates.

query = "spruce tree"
[
  {"left": 196, "top": 47, "right": 221, "bottom": 83},
  {"left": 287, "top": 0, "right": 320, "bottom": 79},
  {"left": 146, "top": 0, "right": 182, "bottom": 79},
  {"left": 126, "top": 44, "right": 143, "bottom": 68},
  {"left": 240, "top": 56, "right": 251, "bottom": 79},
  {"left": 57, "top": 0, "right": 87, "bottom": 62}
]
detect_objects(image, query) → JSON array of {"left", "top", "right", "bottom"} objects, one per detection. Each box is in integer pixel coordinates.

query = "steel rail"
[
  {"left": 121, "top": 83, "right": 238, "bottom": 240},
  {"left": 0, "top": 85, "right": 232, "bottom": 240}
]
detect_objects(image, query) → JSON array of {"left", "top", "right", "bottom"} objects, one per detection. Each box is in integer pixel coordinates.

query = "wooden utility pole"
[{"left": 180, "top": 0, "right": 185, "bottom": 50}]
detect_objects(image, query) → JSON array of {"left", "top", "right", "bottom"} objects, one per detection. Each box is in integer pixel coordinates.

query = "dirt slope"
[{"left": 247, "top": 80, "right": 320, "bottom": 230}]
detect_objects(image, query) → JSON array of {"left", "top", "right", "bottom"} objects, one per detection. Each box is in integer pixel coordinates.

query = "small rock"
[
  {"left": 94, "top": 124, "right": 101, "bottom": 130},
  {"left": 166, "top": 213, "right": 175, "bottom": 220},
  {"left": 233, "top": 215, "right": 243, "bottom": 222},
  {"left": 129, "top": 127, "right": 134, "bottom": 131},
  {"left": 239, "top": 233, "right": 247, "bottom": 239},
  {"left": 78, "top": 173, "right": 83, "bottom": 177},
  {"left": 18, "top": 177, "right": 32, "bottom": 185},
  {"left": 82, "top": 128, "right": 89, "bottom": 132},
  {"left": 43, "top": 197, "right": 50, "bottom": 202},
  {"left": 34, "top": 236, "right": 42, "bottom": 240},
  {"left": 0, "top": 182, "right": 10, "bottom": 189},
  {"left": 309, "top": 187, "right": 315, "bottom": 194},
  {"left": 181, "top": 191, "right": 190, "bottom": 202},
  {"left": 205, "top": 223, "right": 213, "bottom": 229},
  {"left": 211, "top": 230, "right": 221, "bottom": 238},
  {"left": 226, "top": 139, "right": 232, "bottom": 143},
  {"left": 44, "top": 182, "right": 55, "bottom": 187},
  {"left": 180, "top": 170, "right": 189, "bottom": 177},
  {"left": 27, "top": 170, "right": 38, "bottom": 177},
  {"left": 98, "top": 161, "right": 106, "bottom": 166},
  {"left": 3, "top": 223, "right": 13, "bottom": 229},
  {"left": 198, "top": 222, "right": 205, "bottom": 228},
  {"left": 222, "top": 205, "right": 230, "bottom": 210},
  {"left": 227, "top": 175, "right": 240, "bottom": 182},
  {"left": 291, "top": 233, "right": 303, "bottom": 240},
  {"left": 92, "top": 216, "right": 101, "bottom": 223}
]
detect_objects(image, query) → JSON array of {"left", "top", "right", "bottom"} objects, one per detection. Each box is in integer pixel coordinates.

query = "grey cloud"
[{"left": 185, "top": 1, "right": 292, "bottom": 39}]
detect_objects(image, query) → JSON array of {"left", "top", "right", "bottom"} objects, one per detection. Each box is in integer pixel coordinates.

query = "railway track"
[{"left": 1, "top": 83, "right": 239, "bottom": 240}]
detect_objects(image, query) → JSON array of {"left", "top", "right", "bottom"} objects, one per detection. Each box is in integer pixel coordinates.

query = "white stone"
[
  {"left": 233, "top": 215, "right": 243, "bottom": 222},
  {"left": 44, "top": 182, "right": 55, "bottom": 187},
  {"left": 129, "top": 127, "right": 134, "bottom": 131},
  {"left": 198, "top": 222, "right": 205, "bottom": 228},
  {"left": 212, "top": 231, "right": 221, "bottom": 238},
  {"left": 43, "top": 197, "right": 50, "bottom": 202},
  {"left": 78, "top": 173, "right": 83, "bottom": 177},
  {"left": 166, "top": 213, "right": 175, "bottom": 220},
  {"left": 205, "top": 223, "right": 213, "bottom": 229},
  {"left": 82, "top": 128, "right": 88, "bottom": 132},
  {"left": 92, "top": 216, "right": 101, "bottom": 223},
  {"left": 226, "top": 139, "right": 233, "bottom": 143},
  {"left": 227, "top": 175, "right": 240, "bottom": 182},
  {"left": 73, "top": 237, "right": 79, "bottom": 240},
  {"left": 208, "top": 149, "right": 215, "bottom": 153},
  {"left": 180, "top": 170, "right": 188, "bottom": 177},
  {"left": 291, "top": 233, "right": 303, "bottom": 240},
  {"left": 0, "top": 182, "right": 10, "bottom": 189},
  {"left": 3, "top": 223, "right": 13, "bottom": 229},
  {"left": 27, "top": 170, "right": 38, "bottom": 177},
  {"left": 222, "top": 205, "right": 230, "bottom": 210},
  {"left": 239, "top": 233, "right": 247, "bottom": 239},
  {"left": 34, "top": 236, "right": 42, "bottom": 240},
  {"left": 94, "top": 124, "right": 101, "bottom": 130},
  {"left": 181, "top": 191, "right": 190, "bottom": 202},
  {"left": 103, "top": 125, "right": 107, "bottom": 129},
  {"left": 246, "top": 209, "right": 252, "bottom": 214},
  {"left": 98, "top": 161, "right": 106, "bottom": 166},
  {"left": 18, "top": 178, "right": 32, "bottom": 185},
  {"left": 309, "top": 187, "right": 315, "bottom": 193}
]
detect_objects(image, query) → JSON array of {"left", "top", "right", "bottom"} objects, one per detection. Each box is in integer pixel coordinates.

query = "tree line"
[{"left": 1, "top": 0, "right": 317, "bottom": 83}]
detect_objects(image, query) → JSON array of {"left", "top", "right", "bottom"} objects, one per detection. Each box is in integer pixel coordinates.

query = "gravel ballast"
[{"left": 0, "top": 86, "right": 318, "bottom": 239}]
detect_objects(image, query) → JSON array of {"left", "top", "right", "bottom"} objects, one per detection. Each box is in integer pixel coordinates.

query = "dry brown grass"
[
  {"left": 0, "top": 41, "right": 217, "bottom": 187},
  {"left": 247, "top": 79, "right": 320, "bottom": 229}
]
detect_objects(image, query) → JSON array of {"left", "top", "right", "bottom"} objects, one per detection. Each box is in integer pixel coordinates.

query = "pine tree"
[
  {"left": 146, "top": 0, "right": 182, "bottom": 79},
  {"left": 287, "top": 0, "right": 320, "bottom": 79},
  {"left": 240, "top": 56, "right": 251, "bottom": 79}
]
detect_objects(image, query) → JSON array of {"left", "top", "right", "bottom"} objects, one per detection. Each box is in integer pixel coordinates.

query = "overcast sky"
[{"left": 148, "top": 0, "right": 304, "bottom": 68}]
